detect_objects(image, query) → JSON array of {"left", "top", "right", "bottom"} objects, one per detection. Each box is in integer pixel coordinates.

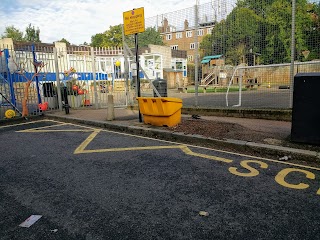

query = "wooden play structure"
[{"left": 200, "top": 55, "right": 262, "bottom": 89}]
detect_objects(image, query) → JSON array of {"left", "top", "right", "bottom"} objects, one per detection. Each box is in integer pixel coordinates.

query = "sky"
[{"left": 0, "top": 0, "right": 212, "bottom": 45}]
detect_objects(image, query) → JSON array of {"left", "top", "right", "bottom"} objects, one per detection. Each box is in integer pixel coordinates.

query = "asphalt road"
[
  {"left": 169, "top": 88, "right": 291, "bottom": 108},
  {"left": 1, "top": 120, "right": 320, "bottom": 240}
]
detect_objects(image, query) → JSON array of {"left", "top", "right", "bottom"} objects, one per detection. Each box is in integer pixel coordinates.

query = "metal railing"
[{"left": 226, "top": 61, "right": 320, "bottom": 108}]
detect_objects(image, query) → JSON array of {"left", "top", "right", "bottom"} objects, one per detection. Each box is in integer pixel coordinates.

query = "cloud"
[{"left": 1, "top": 0, "right": 205, "bottom": 45}]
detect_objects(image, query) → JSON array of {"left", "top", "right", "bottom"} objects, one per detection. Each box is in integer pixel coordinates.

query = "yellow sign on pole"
[{"left": 123, "top": 7, "right": 145, "bottom": 36}]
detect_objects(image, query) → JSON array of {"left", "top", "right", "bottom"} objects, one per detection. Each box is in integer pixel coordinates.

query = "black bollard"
[{"left": 62, "top": 86, "right": 70, "bottom": 114}]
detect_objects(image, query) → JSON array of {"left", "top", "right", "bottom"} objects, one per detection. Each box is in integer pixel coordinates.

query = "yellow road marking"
[
  {"left": 73, "top": 130, "right": 232, "bottom": 162},
  {"left": 5, "top": 120, "right": 320, "bottom": 196},
  {"left": 0, "top": 119, "right": 50, "bottom": 129},
  {"left": 228, "top": 160, "right": 269, "bottom": 177},
  {"left": 6, "top": 120, "right": 320, "bottom": 195},
  {"left": 77, "top": 145, "right": 184, "bottom": 154},
  {"left": 7, "top": 120, "right": 320, "bottom": 171},
  {"left": 275, "top": 168, "right": 316, "bottom": 190},
  {"left": 50, "top": 120, "right": 101, "bottom": 130},
  {"left": 77, "top": 125, "right": 320, "bottom": 171},
  {"left": 17, "top": 123, "right": 69, "bottom": 132},
  {"left": 179, "top": 145, "right": 233, "bottom": 163},
  {"left": 20, "top": 129, "right": 94, "bottom": 133},
  {"left": 16, "top": 121, "right": 96, "bottom": 133},
  {"left": 74, "top": 130, "right": 101, "bottom": 154}
]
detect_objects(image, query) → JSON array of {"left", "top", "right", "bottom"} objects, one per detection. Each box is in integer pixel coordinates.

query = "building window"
[
  {"left": 176, "top": 32, "right": 182, "bottom": 39},
  {"left": 190, "top": 42, "right": 199, "bottom": 49},
  {"left": 171, "top": 45, "right": 178, "bottom": 50},
  {"left": 166, "top": 34, "right": 172, "bottom": 40},
  {"left": 207, "top": 28, "right": 213, "bottom": 34},
  {"left": 197, "top": 29, "right": 204, "bottom": 36},
  {"left": 186, "top": 31, "right": 192, "bottom": 38},
  {"left": 176, "top": 61, "right": 183, "bottom": 70},
  {"left": 187, "top": 55, "right": 193, "bottom": 61}
]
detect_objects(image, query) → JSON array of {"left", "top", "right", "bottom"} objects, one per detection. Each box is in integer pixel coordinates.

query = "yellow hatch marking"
[
  {"left": 17, "top": 123, "right": 68, "bottom": 132},
  {"left": 7, "top": 120, "right": 320, "bottom": 171},
  {"left": 0, "top": 119, "right": 50, "bottom": 129},
  {"left": 20, "top": 129, "right": 93, "bottom": 132},
  {"left": 73, "top": 129, "right": 232, "bottom": 162},
  {"left": 179, "top": 145, "right": 233, "bottom": 163},
  {"left": 74, "top": 129, "right": 101, "bottom": 154}
]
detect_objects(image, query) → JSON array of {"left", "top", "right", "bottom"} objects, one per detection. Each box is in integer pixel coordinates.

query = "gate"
[{"left": 0, "top": 42, "right": 135, "bottom": 120}]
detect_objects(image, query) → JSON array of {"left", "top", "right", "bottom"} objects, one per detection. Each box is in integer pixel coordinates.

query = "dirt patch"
[
  {"left": 168, "top": 118, "right": 320, "bottom": 153},
  {"left": 169, "top": 118, "right": 280, "bottom": 143}
]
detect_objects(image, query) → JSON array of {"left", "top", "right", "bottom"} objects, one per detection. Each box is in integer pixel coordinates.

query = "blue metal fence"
[{"left": 0, "top": 43, "right": 134, "bottom": 119}]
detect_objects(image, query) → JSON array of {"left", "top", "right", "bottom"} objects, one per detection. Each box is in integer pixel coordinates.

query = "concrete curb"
[
  {"left": 127, "top": 105, "right": 292, "bottom": 121},
  {"left": 182, "top": 108, "right": 292, "bottom": 121},
  {"left": 45, "top": 114, "right": 320, "bottom": 163},
  {"left": 0, "top": 115, "right": 44, "bottom": 125}
]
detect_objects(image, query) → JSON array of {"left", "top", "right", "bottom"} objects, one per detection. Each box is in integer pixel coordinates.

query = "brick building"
[{"left": 158, "top": 18, "right": 215, "bottom": 62}]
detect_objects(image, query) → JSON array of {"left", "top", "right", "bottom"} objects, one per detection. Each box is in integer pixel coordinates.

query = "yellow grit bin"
[{"left": 136, "top": 97, "right": 183, "bottom": 127}]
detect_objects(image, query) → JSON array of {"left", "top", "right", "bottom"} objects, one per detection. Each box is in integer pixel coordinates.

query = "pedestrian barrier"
[{"left": 136, "top": 97, "right": 182, "bottom": 127}]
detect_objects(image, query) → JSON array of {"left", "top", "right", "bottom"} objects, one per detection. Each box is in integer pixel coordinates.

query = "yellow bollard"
[
  {"left": 267, "top": 82, "right": 271, "bottom": 88},
  {"left": 106, "top": 94, "right": 115, "bottom": 121}
]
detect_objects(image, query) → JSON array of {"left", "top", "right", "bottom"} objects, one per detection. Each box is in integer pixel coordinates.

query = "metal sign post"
[
  {"left": 134, "top": 33, "right": 142, "bottom": 122},
  {"left": 123, "top": 7, "right": 145, "bottom": 122}
]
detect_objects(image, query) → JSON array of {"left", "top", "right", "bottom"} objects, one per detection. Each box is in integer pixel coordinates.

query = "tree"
[
  {"left": 1, "top": 26, "right": 24, "bottom": 41},
  {"left": 200, "top": 0, "right": 320, "bottom": 65},
  {"left": 91, "top": 25, "right": 123, "bottom": 47},
  {"left": 300, "top": 2, "right": 320, "bottom": 61},
  {"left": 1, "top": 24, "right": 41, "bottom": 43},
  {"left": 58, "top": 38, "right": 71, "bottom": 46},
  {"left": 236, "top": 0, "right": 278, "bottom": 17},
  {"left": 104, "top": 24, "right": 123, "bottom": 47},
  {"left": 200, "top": 7, "right": 262, "bottom": 65},
  {"left": 138, "top": 27, "right": 164, "bottom": 47},
  {"left": 262, "top": 0, "right": 315, "bottom": 63},
  {"left": 24, "top": 23, "right": 41, "bottom": 42},
  {"left": 200, "top": 19, "right": 228, "bottom": 57},
  {"left": 91, "top": 25, "right": 164, "bottom": 48},
  {"left": 199, "top": 34, "right": 213, "bottom": 57},
  {"left": 91, "top": 33, "right": 106, "bottom": 47},
  {"left": 225, "top": 8, "right": 262, "bottom": 64}
]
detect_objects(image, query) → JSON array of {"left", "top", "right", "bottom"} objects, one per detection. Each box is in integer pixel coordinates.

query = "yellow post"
[{"left": 106, "top": 94, "right": 115, "bottom": 121}]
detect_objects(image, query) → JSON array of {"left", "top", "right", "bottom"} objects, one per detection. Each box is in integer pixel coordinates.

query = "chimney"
[
  {"left": 163, "top": 18, "right": 168, "bottom": 32},
  {"left": 184, "top": 19, "right": 189, "bottom": 30}
]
